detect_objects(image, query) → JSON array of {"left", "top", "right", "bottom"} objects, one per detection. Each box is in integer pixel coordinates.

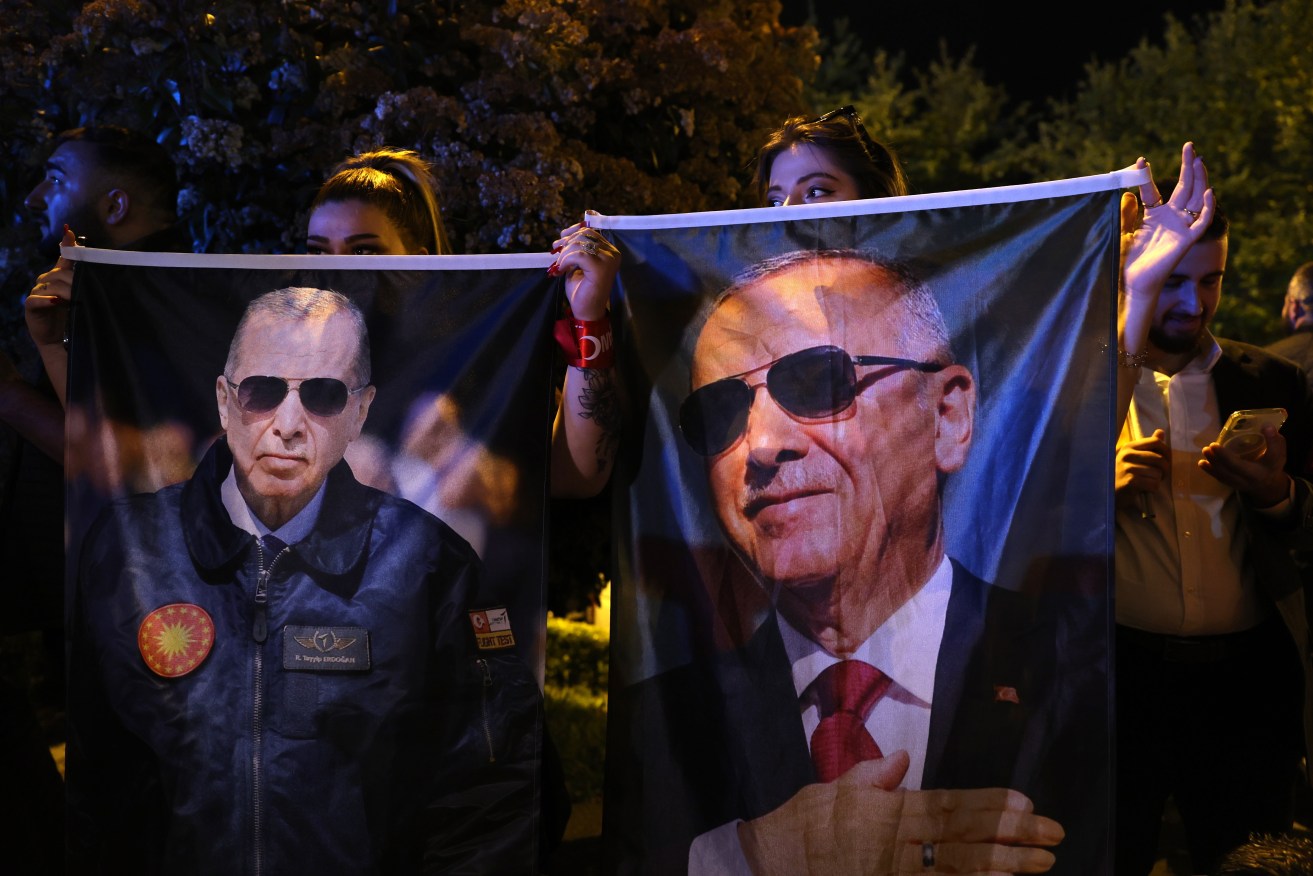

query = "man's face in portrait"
[
  {"left": 24, "top": 141, "right": 114, "bottom": 253},
  {"left": 689, "top": 258, "right": 975, "bottom": 618},
  {"left": 217, "top": 308, "right": 375, "bottom": 526}
]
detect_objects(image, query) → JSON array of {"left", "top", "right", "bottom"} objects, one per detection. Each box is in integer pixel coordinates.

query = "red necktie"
[{"left": 809, "top": 660, "right": 892, "bottom": 783}]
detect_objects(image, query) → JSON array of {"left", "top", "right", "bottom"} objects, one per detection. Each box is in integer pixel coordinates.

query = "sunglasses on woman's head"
[
  {"left": 678, "top": 344, "right": 945, "bottom": 457},
  {"left": 225, "top": 375, "right": 367, "bottom": 417},
  {"left": 811, "top": 105, "right": 896, "bottom": 180}
]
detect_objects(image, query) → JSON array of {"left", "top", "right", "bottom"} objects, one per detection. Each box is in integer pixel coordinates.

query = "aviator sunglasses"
[
  {"left": 679, "top": 344, "right": 945, "bottom": 456},
  {"left": 225, "top": 375, "right": 368, "bottom": 417}
]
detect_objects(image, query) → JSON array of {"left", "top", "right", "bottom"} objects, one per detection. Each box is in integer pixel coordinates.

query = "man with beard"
[
  {"left": 0, "top": 126, "right": 185, "bottom": 869},
  {"left": 1115, "top": 191, "right": 1313, "bottom": 873},
  {"left": 22, "top": 126, "right": 189, "bottom": 405}
]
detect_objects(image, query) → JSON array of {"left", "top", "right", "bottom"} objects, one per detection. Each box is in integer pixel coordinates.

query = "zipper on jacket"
[
  {"left": 476, "top": 658, "right": 496, "bottom": 763},
  {"left": 251, "top": 538, "right": 289, "bottom": 876}
]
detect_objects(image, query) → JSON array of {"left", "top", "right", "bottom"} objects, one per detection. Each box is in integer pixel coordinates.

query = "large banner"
[
  {"left": 55, "top": 163, "right": 1141, "bottom": 872},
  {"left": 62, "top": 251, "right": 555, "bottom": 871},
  {"left": 594, "top": 169, "right": 1141, "bottom": 875}
]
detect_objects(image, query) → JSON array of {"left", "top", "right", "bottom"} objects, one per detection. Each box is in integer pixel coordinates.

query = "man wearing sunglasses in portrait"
[
  {"left": 67, "top": 286, "right": 541, "bottom": 874},
  {"left": 608, "top": 249, "right": 1103, "bottom": 875}
]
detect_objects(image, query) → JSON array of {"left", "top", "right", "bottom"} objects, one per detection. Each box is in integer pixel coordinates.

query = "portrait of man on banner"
[
  {"left": 601, "top": 191, "right": 1116, "bottom": 875},
  {"left": 62, "top": 260, "right": 555, "bottom": 873}
]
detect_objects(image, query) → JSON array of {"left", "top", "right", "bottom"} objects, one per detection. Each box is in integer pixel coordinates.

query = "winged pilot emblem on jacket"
[{"left": 295, "top": 629, "right": 358, "bottom": 652}]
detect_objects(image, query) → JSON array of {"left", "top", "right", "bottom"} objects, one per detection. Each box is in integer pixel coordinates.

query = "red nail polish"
[
  {"left": 547, "top": 261, "right": 560, "bottom": 276},
  {"left": 551, "top": 244, "right": 562, "bottom": 254}
]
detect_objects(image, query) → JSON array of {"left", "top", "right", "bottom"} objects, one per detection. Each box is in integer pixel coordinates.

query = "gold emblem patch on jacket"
[
  {"left": 469, "top": 607, "right": 515, "bottom": 650},
  {"left": 138, "top": 603, "right": 215, "bottom": 678}
]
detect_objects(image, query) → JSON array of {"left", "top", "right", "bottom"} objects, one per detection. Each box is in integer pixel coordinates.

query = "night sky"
[{"left": 780, "top": 1, "right": 1229, "bottom": 103}]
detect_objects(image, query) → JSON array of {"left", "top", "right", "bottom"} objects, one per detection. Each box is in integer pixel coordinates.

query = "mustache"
[{"left": 741, "top": 462, "right": 834, "bottom": 515}]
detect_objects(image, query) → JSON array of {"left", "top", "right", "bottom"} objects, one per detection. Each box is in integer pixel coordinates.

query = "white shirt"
[
  {"left": 780, "top": 552, "right": 952, "bottom": 790},
  {"left": 689, "top": 554, "right": 954, "bottom": 874},
  {"left": 1115, "top": 336, "right": 1262, "bottom": 635}
]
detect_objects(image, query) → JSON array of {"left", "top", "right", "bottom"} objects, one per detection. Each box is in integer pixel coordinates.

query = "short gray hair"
[
  {"left": 225, "top": 287, "right": 371, "bottom": 385},
  {"left": 690, "top": 248, "right": 954, "bottom": 368},
  {"left": 1289, "top": 262, "right": 1313, "bottom": 298}
]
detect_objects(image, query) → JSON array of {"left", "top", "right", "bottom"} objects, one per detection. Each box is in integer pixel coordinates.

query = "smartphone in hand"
[{"left": 1216, "top": 408, "right": 1287, "bottom": 460}]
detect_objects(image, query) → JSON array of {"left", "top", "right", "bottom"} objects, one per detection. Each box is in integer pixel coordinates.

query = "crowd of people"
[{"left": 2, "top": 107, "right": 1312, "bottom": 874}]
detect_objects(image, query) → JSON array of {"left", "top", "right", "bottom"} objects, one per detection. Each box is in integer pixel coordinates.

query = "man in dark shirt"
[
  {"left": 1266, "top": 262, "right": 1313, "bottom": 392},
  {"left": 0, "top": 125, "right": 187, "bottom": 870}
]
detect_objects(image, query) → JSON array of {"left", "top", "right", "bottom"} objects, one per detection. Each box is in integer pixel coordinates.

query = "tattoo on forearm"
[{"left": 577, "top": 368, "right": 620, "bottom": 474}]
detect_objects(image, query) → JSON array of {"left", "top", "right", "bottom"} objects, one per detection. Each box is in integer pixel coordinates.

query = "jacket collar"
[
  {"left": 182, "top": 438, "right": 382, "bottom": 587},
  {"left": 1211, "top": 338, "right": 1262, "bottom": 420}
]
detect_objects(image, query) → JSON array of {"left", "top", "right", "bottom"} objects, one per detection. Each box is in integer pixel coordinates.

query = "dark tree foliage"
[
  {"left": 0, "top": 0, "right": 817, "bottom": 610},
  {"left": 1019, "top": 0, "right": 1313, "bottom": 343},
  {"left": 1, "top": 0, "right": 816, "bottom": 262}
]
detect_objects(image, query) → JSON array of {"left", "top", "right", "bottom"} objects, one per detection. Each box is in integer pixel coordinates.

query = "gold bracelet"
[{"left": 1117, "top": 348, "right": 1149, "bottom": 368}]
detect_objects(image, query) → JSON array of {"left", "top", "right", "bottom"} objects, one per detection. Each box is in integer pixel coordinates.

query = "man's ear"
[
  {"left": 104, "top": 188, "right": 131, "bottom": 226},
  {"left": 933, "top": 365, "right": 975, "bottom": 474},
  {"left": 348, "top": 385, "right": 377, "bottom": 442},
  {"left": 216, "top": 376, "right": 230, "bottom": 432}
]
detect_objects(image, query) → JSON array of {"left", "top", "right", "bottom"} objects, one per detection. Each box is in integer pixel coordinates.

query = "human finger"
[
  {"left": 1185, "top": 151, "right": 1208, "bottom": 212},
  {"left": 1205, "top": 426, "right": 1287, "bottom": 472},
  {"left": 1199, "top": 429, "right": 1289, "bottom": 504},
  {"left": 28, "top": 268, "right": 73, "bottom": 304},
  {"left": 896, "top": 798, "right": 1063, "bottom": 846},
  {"left": 840, "top": 750, "right": 911, "bottom": 790},
  {"left": 902, "top": 839, "right": 1057, "bottom": 874},
  {"left": 552, "top": 222, "right": 586, "bottom": 251},
  {"left": 57, "top": 225, "right": 81, "bottom": 270},
  {"left": 1165, "top": 142, "right": 1198, "bottom": 210},
  {"left": 897, "top": 786, "right": 1034, "bottom": 818},
  {"left": 1134, "top": 157, "right": 1161, "bottom": 211},
  {"left": 1188, "top": 186, "right": 1217, "bottom": 232},
  {"left": 1120, "top": 191, "right": 1142, "bottom": 238},
  {"left": 1122, "top": 430, "right": 1168, "bottom": 452},
  {"left": 1166, "top": 144, "right": 1213, "bottom": 229},
  {"left": 1121, "top": 464, "right": 1164, "bottom": 490},
  {"left": 1119, "top": 443, "right": 1167, "bottom": 468},
  {"left": 555, "top": 228, "right": 619, "bottom": 270}
]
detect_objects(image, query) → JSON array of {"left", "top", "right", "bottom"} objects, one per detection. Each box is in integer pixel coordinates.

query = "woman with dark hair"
[
  {"left": 752, "top": 105, "right": 909, "bottom": 206},
  {"left": 305, "top": 148, "right": 619, "bottom": 501},
  {"left": 306, "top": 147, "right": 451, "bottom": 255},
  {"left": 304, "top": 148, "right": 616, "bottom": 868}
]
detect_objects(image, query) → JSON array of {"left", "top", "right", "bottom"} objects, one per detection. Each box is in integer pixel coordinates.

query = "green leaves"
[{"left": 1, "top": 0, "right": 817, "bottom": 271}]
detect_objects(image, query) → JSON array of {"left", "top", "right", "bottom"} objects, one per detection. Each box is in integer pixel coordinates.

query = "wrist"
[
  {"left": 1247, "top": 473, "right": 1293, "bottom": 511},
  {"left": 1120, "top": 281, "right": 1163, "bottom": 308},
  {"left": 570, "top": 302, "right": 607, "bottom": 321},
  {"left": 554, "top": 314, "right": 614, "bottom": 369}
]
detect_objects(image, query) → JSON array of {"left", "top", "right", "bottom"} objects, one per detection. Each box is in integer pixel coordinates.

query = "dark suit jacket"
[
  {"left": 1265, "top": 330, "right": 1313, "bottom": 395},
  {"left": 1213, "top": 338, "right": 1313, "bottom": 777},
  {"left": 603, "top": 560, "right": 1108, "bottom": 875}
]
